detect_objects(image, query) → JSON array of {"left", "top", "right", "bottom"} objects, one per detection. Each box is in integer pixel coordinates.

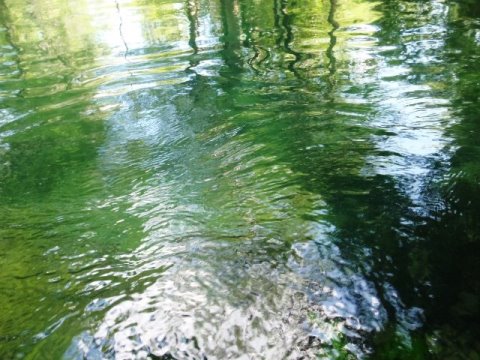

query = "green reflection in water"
[{"left": 0, "top": 0, "right": 479, "bottom": 358}]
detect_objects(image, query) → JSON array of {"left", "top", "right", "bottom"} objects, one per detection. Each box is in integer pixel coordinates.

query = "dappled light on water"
[{"left": 1, "top": 0, "right": 480, "bottom": 358}]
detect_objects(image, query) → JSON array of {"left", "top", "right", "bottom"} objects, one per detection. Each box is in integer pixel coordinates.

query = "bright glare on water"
[{"left": 0, "top": 0, "right": 480, "bottom": 358}]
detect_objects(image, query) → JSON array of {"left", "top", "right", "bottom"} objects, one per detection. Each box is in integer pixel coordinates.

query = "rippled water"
[{"left": 1, "top": 0, "right": 480, "bottom": 358}]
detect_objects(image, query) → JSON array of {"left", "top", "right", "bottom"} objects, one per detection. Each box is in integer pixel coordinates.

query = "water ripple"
[{"left": 1, "top": 0, "right": 480, "bottom": 358}]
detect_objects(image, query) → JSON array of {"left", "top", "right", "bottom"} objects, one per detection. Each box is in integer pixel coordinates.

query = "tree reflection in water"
[{"left": 0, "top": 0, "right": 479, "bottom": 358}]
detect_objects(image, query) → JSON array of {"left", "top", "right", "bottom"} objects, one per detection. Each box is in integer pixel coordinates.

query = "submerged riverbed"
[{"left": 1, "top": 0, "right": 480, "bottom": 358}]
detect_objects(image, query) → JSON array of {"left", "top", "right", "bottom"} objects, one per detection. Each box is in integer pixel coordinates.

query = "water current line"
[
  {"left": 326, "top": 0, "right": 339, "bottom": 81},
  {"left": 279, "top": 0, "right": 302, "bottom": 77},
  {"left": 273, "top": 0, "right": 302, "bottom": 79},
  {"left": 185, "top": 0, "right": 200, "bottom": 74},
  {"left": 114, "top": 0, "right": 129, "bottom": 59}
]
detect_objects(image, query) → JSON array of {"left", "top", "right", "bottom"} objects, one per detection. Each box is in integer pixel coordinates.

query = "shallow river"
[{"left": 1, "top": 0, "right": 480, "bottom": 358}]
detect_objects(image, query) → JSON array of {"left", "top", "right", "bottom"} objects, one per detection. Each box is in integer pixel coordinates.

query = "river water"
[{"left": 0, "top": 0, "right": 479, "bottom": 358}]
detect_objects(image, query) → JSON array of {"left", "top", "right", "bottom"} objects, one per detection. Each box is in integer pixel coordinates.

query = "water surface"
[{"left": 1, "top": 0, "right": 480, "bottom": 358}]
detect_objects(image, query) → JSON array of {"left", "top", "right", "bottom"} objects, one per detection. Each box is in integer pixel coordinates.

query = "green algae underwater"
[{"left": 0, "top": 0, "right": 479, "bottom": 358}]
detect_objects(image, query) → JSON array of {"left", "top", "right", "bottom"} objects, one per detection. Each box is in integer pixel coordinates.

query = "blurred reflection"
[{"left": 0, "top": 0, "right": 479, "bottom": 358}]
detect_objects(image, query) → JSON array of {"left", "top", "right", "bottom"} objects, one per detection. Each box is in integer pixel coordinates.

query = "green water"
[{"left": 1, "top": 0, "right": 479, "bottom": 358}]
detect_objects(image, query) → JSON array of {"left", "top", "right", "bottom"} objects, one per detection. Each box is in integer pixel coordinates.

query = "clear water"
[{"left": 1, "top": 0, "right": 479, "bottom": 358}]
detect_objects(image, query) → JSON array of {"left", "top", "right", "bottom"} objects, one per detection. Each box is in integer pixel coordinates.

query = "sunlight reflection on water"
[{"left": 1, "top": 0, "right": 479, "bottom": 358}]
